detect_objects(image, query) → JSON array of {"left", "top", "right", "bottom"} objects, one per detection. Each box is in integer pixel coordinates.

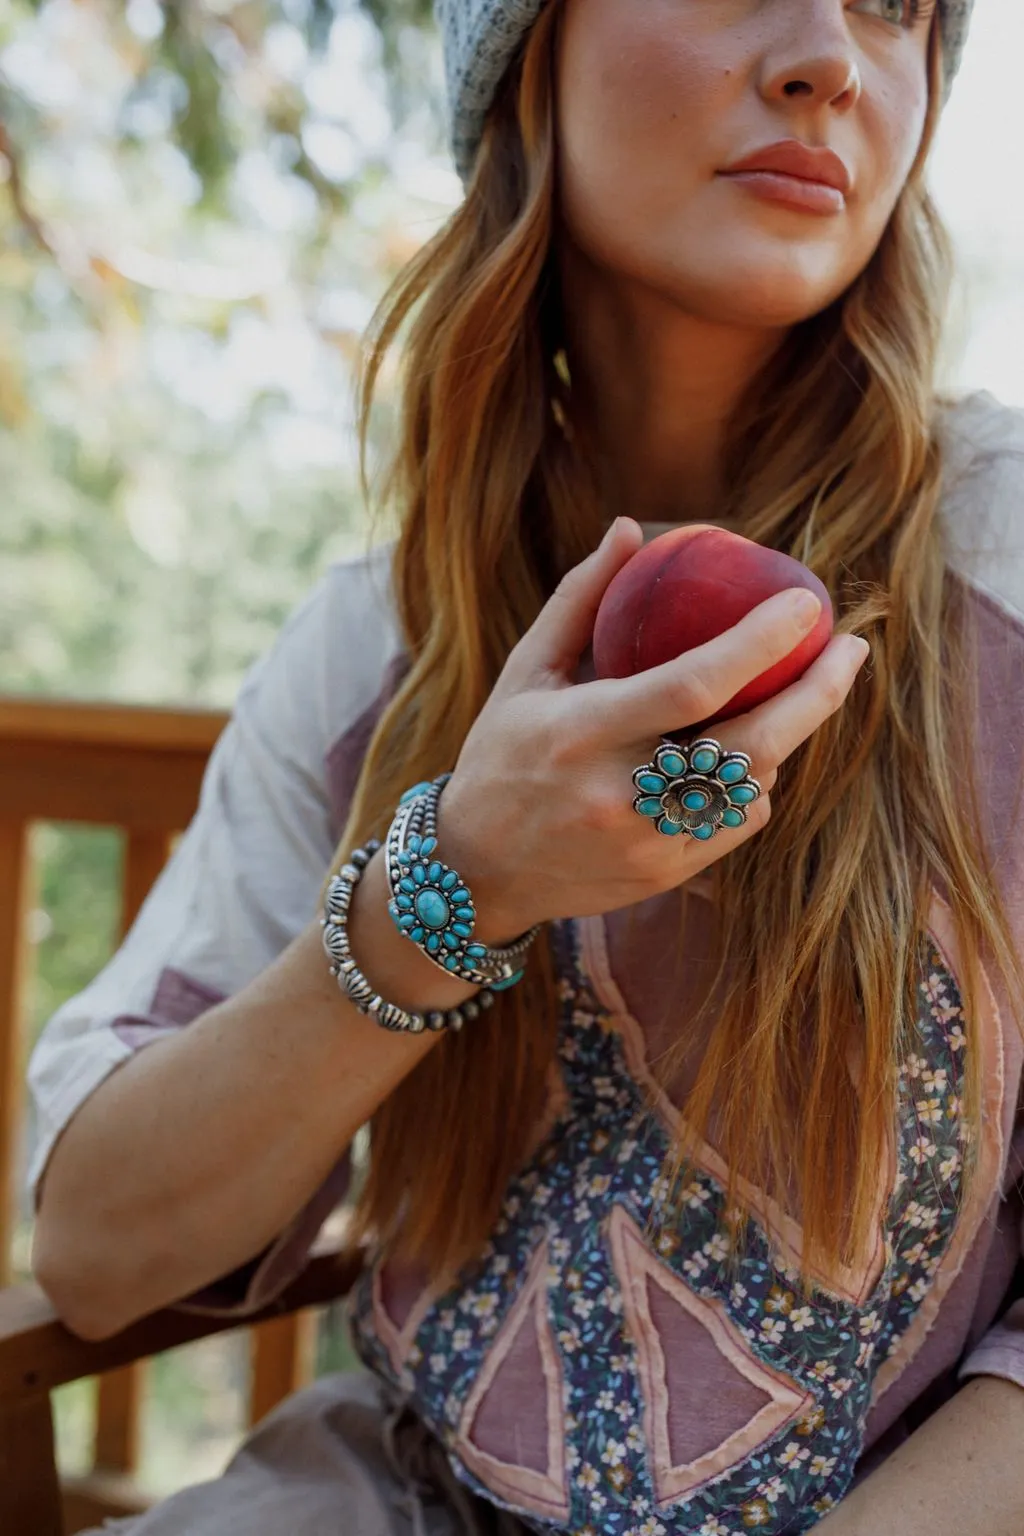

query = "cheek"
[{"left": 555, "top": 0, "right": 726, "bottom": 214}]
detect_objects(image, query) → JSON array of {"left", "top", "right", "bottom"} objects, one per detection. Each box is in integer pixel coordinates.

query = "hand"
[{"left": 437, "top": 516, "right": 870, "bottom": 938}]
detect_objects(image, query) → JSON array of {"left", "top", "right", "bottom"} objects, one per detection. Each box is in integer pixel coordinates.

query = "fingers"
[
  {"left": 708, "top": 633, "right": 869, "bottom": 776},
  {"left": 584, "top": 586, "right": 825, "bottom": 743},
  {"left": 504, "top": 517, "right": 645, "bottom": 687}
]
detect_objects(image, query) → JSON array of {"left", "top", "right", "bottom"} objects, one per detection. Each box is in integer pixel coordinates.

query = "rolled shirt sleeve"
[{"left": 26, "top": 544, "right": 402, "bottom": 1313}]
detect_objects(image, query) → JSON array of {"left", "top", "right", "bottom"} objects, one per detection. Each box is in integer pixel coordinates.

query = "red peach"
[{"left": 593, "top": 525, "right": 833, "bottom": 727}]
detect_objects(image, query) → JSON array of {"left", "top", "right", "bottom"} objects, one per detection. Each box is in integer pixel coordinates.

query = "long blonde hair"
[{"left": 343, "top": 6, "right": 1024, "bottom": 1279}]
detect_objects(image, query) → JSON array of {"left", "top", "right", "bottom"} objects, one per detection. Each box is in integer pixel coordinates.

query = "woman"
[{"left": 26, "top": 0, "right": 1024, "bottom": 1531}]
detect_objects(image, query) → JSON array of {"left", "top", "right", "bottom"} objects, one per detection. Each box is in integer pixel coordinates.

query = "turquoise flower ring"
[{"left": 630, "top": 735, "right": 762, "bottom": 841}]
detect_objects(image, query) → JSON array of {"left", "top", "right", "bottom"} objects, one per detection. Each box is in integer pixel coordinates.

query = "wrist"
[{"left": 433, "top": 795, "right": 539, "bottom": 947}]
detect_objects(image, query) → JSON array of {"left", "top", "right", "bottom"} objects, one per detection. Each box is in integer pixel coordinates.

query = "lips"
[{"left": 720, "top": 139, "right": 852, "bottom": 195}]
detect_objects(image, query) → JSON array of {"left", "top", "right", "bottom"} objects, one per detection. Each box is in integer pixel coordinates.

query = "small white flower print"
[
  {"left": 601, "top": 1438, "right": 627, "bottom": 1467},
  {"left": 683, "top": 1253, "right": 709, "bottom": 1280},
  {"left": 682, "top": 1180, "right": 713, "bottom": 1209},
  {"left": 429, "top": 1353, "right": 447, "bottom": 1373},
  {"left": 904, "top": 1053, "right": 927, "bottom": 1078},
  {"left": 468, "top": 1293, "right": 498, "bottom": 1318},
  {"left": 565, "top": 1270, "right": 583, "bottom": 1291},
  {"left": 811, "top": 1360, "right": 837, "bottom": 1381},
  {"left": 777, "top": 1442, "right": 809, "bottom": 1468},
  {"left": 940, "top": 1152, "right": 961, "bottom": 1181},
  {"left": 904, "top": 1201, "right": 938, "bottom": 1228},
  {"left": 859, "top": 1310, "right": 881, "bottom": 1337},
  {"left": 699, "top": 1520, "right": 733, "bottom": 1536},
  {"left": 703, "top": 1233, "right": 730, "bottom": 1262},
  {"left": 637, "top": 1520, "right": 665, "bottom": 1536},
  {"left": 588, "top": 1174, "right": 612, "bottom": 1197},
  {"left": 909, "top": 1277, "right": 930, "bottom": 1303},
  {"left": 565, "top": 1443, "right": 580, "bottom": 1471},
  {"left": 557, "top": 1328, "right": 580, "bottom": 1354},
  {"left": 616, "top": 1399, "right": 634, "bottom": 1422},
  {"left": 813, "top": 1494, "right": 837, "bottom": 1514},
  {"left": 572, "top": 1294, "right": 595, "bottom": 1320},
  {"left": 573, "top": 1203, "right": 592, "bottom": 1224},
  {"left": 921, "top": 1067, "right": 948, "bottom": 1093},
  {"left": 617, "top": 1139, "right": 638, "bottom": 1164},
  {"left": 590, "top": 1491, "right": 607, "bottom": 1512},
  {"left": 452, "top": 1329, "right": 472, "bottom": 1352},
  {"left": 610, "top": 1354, "right": 632, "bottom": 1373},
  {"left": 596, "top": 1389, "right": 615, "bottom": 1411},
  {"left": 765, "top": 1286, "right": 793, "bottom": 1315},
  {"left": 576, "top": 1464, "right": 600, "bottom": 1491},
  {"left": 827, "top": 1376, "right": 854, "bottom": 1400},
  {"left": 810, "top": 1454, "right": 837, "bottom": 1478},
  {"left": 760, "top": 1317, "right": 786, "bottom": 1344},
  {"left": 909, "top": 1135, "right": 937, "bottom": 1165},
  {"left": 757, "top": 1476, "right": 786, "bottom": 1503},
  {"left": 626, "top": 1423, "right": 645, "bottom": 1450},
  {"left": 948, "top": 1024, "right": 966, "bottom": 1052},
  {"left": 856, "top": 1341, "right": 875, "bottom": 1369},
  {"left": 551, "top": 1237, "right": 571, "bottom": 1264},
  {"left": 915, "top": 1096, "right": 944, "bottom": 1125},
  {"left": 730, "top": 1282, "right": 749, "bottom": 1306},
  {"left": 789, "top": 1306, "right": 814, "bottom": 1332}
]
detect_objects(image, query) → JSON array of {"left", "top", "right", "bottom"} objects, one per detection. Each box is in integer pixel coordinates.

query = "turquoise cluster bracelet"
[{"left": 385, "top": 775, "right": 540, "bottom": 991}]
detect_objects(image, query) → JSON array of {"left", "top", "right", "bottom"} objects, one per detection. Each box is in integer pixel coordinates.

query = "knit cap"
[{"left": 436, "top": 0, "right": 974, "bottom": 182}]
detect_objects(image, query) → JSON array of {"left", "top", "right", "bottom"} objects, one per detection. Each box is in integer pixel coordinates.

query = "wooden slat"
[
  {"left": 0, "top": 1242, "right": 364, "bottom": 1406},
  {"left": 0, "top": 820, "right": 32, "bottom": 1285},
  {"left": 0, "top": 697, "right": 228, "bottom": 753},
  {"left": 0, "top": 737, "right": 221, "bottom": 830},
  {"left": 249, "top": 1310, "right": 318, "bottom": 1428},
  {"left": 93, "top": 830, "right": 177, "bottom": 1476},
  {"left": 0, "top": 1393, "right": 63, "bottom": 1536}
]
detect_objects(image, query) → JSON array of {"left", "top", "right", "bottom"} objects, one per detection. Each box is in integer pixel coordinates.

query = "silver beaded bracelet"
[{"left": 320, "top": 838, "right": 497, "bottom": 1034}]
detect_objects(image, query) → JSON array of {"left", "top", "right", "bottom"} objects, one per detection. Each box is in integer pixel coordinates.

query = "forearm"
[
  {"left": 32, "top": 846, "right": 489, "bottom": 1338},
  {"left": 819, "top": 1375, "right": 1024, "bottom": 1536}
]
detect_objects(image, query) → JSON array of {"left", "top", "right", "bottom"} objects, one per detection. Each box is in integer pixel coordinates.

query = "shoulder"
[
  {"left": 238, "top": 539, "right": 403, "bottom": 754},
  {"left": 936, "top": 389, "right": 1024, "bottom": 628}
]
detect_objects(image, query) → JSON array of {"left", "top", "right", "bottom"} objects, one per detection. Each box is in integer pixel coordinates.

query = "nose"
[{"left": 758, "top": 0, "right": 862, "bottom": 112}]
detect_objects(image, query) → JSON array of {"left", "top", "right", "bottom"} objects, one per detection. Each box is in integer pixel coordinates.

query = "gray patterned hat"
[{"left": 437, "top": 0, "right": 974, "bottom": 182}]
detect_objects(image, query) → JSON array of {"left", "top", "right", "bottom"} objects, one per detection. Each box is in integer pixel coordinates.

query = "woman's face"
[{"left": 554, "top": 0, "right": 935, "bottom": 328}]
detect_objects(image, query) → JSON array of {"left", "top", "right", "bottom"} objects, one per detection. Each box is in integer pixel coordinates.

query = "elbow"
[{"left": 32, "top": 1206, "right": 135, "bottom": 1342}]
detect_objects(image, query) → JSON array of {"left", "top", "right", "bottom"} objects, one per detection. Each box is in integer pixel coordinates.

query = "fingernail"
[
  {"left": 601, "top": 518, "right": 622, "bottom": 548},
  {"left": 789, "top": 589, "right": 822, "bottom": 627},
  {"left": 848, "top": 636, "right": 870, "bottom": 665}
]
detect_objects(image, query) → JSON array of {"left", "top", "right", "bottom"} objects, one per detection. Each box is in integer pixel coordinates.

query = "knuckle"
[
  {"left": 580, "top": 790, "right": 624, "bottom": 836},
  {"left": 667, "top": 667, "right": 718, "bottom": 726}
]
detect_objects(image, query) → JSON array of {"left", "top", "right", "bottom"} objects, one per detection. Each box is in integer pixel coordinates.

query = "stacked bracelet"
[
  {"left": 320, "top": 840, "right": 498, "bottom": 1034},
  {"left": 385, "top": 775, "right": 541, "bottom": 989}
]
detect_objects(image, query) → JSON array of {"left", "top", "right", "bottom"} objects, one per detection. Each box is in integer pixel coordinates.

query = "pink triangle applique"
[
  {"left": 455, "top": 1240, "right": 570, "bottom": 1521},
  {"left": 609, "top": 1206, "right": 813, "bottom": 1508}
]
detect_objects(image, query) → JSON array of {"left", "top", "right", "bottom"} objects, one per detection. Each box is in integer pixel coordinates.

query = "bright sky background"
[{"left": 930, "top": 0, "right": 1024, "bottom": 405}]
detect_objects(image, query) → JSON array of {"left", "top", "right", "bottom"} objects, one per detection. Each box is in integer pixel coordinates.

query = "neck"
[{"left": 558, "top": 241, "right": 789, "bottom": 528}]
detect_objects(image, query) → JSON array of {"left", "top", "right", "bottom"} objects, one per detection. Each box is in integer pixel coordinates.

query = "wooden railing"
[{"left": 0, "top": 697, "right": 320, "bottom": 1527}]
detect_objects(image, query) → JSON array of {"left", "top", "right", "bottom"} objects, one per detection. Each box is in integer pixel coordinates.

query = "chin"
[{"left": 650, "top": 242, "right": 862, "bottom": 331}]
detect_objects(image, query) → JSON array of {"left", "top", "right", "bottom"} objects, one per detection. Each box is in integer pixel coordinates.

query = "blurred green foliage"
[{"left": 3, "top": 0, "right": 454, "bottom": 1494}]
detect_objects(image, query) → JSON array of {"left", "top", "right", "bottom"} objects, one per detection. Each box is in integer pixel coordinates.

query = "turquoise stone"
[
  {"left": 454, "top": 905, "right": 475, "bottom": 921},
  {"left": 426, "top": 933, "right": 441, "bottom": 953},
  {"left": 636, "top": 772, "right": 667, "bottom": 795},
  {"left": 427, "top": 861, "right": 442, "bottom": 882},
  {"left": 414, "top": 888, "right": 451, "bottom": 929},
  {"left": 657, "top": 750, "right": 685, "bottom": 777},
  {"left": 691, "top": 822, "right": 716, "bottom": 840},
  {"left": 491, "top": 968, "right": 525, "bottom": 991},
  {"left": 412, "top": 866, "right": 426, "bottom": 885},
  {"left": 398, "top": 850, "right": 413, "bottom": 866},
  {"left": 452, "top": 887, "right": 470, "bottom": 904},
  {"left": 728, "top": 784, "right": 758, "bottom": 805},
  {"left": 399, "top": 782, "right": 432, "bottom": 805},
  {"left": 657, "top": 819, "right": 685, "bottom": 836},
  {"left": 636, "top": 797, "right": 663, "bottom": 818},
  {"left": 466, "top": 944, "right": 487, "bottom": 958},
  {"left": 398, "top": 914, "right": 417, "bottom": 930},
  {"left": 683, "top": 789, "right": 709, "bottom": 811},
  {"left": 444, "top": 955, "right": 461, "bottom": 971},
  {"left": 721, "top": 808, "right": 745, "bottom": 827},
  {"left": 408, "top": 835, "right": 421, "bottom": 853},
  {"left": 718, "top": 759, "right": 747, "bottom": 784},
  {"left": 441, "top": 871, "right": 459, "bottom": 890},
  {"left": 410, "top": 926, "right": 425, "bottom": 942},
  {"left": 396, "top": 894, "right": 413, "bottom": 909},
  {"left": 691, "top": 747, "right": 718, "bottom": 773},
  {"left": 451, "top": 922, "right": 473, "bottom": 938},
  {"left": 442, "top": 932, "right": 461, "bottom": 951},
  {"left": 420, "top": 837, "right": 438, "bottom": 857},
  {"left": 399, "top": 877, "right": 416, "bottom": 895}
]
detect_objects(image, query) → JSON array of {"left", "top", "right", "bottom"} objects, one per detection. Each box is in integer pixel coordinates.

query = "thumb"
[{"left": 514, "top": 516, "right": 644, "bottom": 682}]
